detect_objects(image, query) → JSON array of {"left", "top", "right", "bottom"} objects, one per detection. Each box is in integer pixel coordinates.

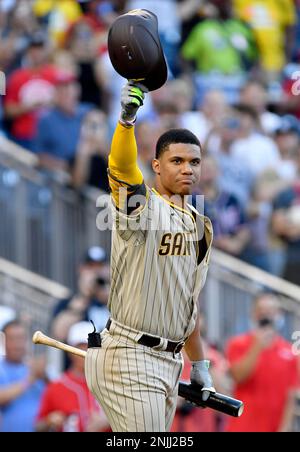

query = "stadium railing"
[
  {"left": 0, "top": 137, "right": 110, "bottom": 290},
  {"left": 0, "top": 257, "right": 69, "bottom": 334},
  {"left": 1, "top": 137, "right": 300, "bottom": 427},
  {"left": 203, "top": 249, "right": 300, "bottom": 431}
]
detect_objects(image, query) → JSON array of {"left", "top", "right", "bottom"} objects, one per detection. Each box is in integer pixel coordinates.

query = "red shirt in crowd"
[
  {"left": 37, "top": 371, "right": 108, "bottom": 432},
  {"left": 226, "top": 333, "right": 299, "bottom": 432},
  {"left": 5, "top": 65, "right": 58, "bottom": 140}
]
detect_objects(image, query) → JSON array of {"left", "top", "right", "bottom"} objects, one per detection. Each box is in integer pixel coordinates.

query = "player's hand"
[
  {"left": 120, "top": 81, "right": 148, "bottom": 125},
  {"left": 190, "top": 359, "right": 216, "bottom": 401}
]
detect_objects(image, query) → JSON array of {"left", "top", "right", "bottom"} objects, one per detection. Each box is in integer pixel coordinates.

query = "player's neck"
[{"left": 153, "top": 185, "right": 188, "bottom": 209}]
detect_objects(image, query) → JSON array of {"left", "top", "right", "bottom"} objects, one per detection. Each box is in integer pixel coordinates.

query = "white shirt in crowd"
[{"left": 231, "top": 133, "right": 281, "bottom": 176}]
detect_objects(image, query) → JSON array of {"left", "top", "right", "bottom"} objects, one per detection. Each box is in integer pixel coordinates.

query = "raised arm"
[{"left": 108, "top": 82, "right": 148, "bottom": 210}]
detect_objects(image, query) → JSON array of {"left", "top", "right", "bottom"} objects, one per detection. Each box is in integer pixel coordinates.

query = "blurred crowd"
[
  {"left": 1, "top": 284, "right": 299, "bottom": 432},
  {"left": 1, "top": 0, "right": 300, "bottom": 432},
  {"left": 1, "top": 0, "right": 300, "bottom": 282}
]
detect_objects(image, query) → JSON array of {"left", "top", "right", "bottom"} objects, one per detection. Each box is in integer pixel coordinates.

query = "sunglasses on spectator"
[{"left": 96, "top": 277, "right": 110, "bottom": 287}]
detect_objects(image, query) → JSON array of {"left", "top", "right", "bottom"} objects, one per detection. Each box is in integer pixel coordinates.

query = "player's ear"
[{"left": 152, "top": 159, "right": 160, "bottom": 175}]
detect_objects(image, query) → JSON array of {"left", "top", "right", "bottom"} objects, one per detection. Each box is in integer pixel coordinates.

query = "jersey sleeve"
[{"left": 108, "top": 122, "right": 147, "bottom": 214}]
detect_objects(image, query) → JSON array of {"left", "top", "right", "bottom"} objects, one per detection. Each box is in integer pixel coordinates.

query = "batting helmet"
[{"left": 108, "top": 9, "right": 168, "bottom": 91}]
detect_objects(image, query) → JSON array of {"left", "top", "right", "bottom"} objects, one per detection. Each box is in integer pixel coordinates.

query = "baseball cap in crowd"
[
  {"left": 83, "top": 246, "right": 107, "bottom": 264},
  {"left": 54, "top": 71, "right": 77, "bottom": 86},
  {"left": 67, "top": 321, "right": 92, "bottom": 346},
  {"left": 275, "top": 115, "right": 300, "bottom": 135},
  {"left": 0, "top": 306, "right": 16, "bottom": 331},
  {"left": 26, "top": 30, "right": 47, "bottom": 49}
]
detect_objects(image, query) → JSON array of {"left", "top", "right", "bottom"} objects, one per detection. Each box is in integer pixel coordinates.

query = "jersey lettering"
[{"left": 159, "top": 233, "right": 191, "bottom": 256}]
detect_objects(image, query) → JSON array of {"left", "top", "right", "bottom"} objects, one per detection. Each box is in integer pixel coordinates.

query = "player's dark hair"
[{"left": 155, "top": 128, "right": 201, "bottom": 159}]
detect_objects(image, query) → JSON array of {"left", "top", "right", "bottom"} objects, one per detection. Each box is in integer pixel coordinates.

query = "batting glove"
[
  {"left": 190, "top": 359, "right": 216, "bottom": 402},
  {"left": 120, "top": 81, "right": 148, "bottom": 126}
]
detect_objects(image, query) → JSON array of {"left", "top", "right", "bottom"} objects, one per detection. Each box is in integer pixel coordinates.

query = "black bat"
[{"left": 178, "top": 382, "right": 244, "bottom": 418}]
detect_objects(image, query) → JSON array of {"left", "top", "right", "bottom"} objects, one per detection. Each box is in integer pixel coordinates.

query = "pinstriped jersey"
[{"left": 108, "top": 187, "right": 213, "bottom": 341}]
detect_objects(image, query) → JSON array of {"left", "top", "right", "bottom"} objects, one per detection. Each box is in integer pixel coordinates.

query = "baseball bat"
[
  {"left": 33, "top": 332, "right": 244, "bottom": 418},
  {"left": 32, "top": 331, "right": 86, "bottom": 358},
  {"left": 178, "top": 382, "right": 244, "bottom": 417}
]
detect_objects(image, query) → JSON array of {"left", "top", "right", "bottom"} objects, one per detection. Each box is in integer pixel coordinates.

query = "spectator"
[
  {"left": 168, "top": 78, "right": 195, "bottom": 116},
  {"left": 33, "top": 70, "right": 91, "bottom": 173},
  {"left": 36, "top": 321, "right": 110, "bottom": 432},
  {"left": 0, "top": 321, "right": 47, "bottom": 432},
  {"left": 0, "top": 2, "right": 35, "bottom": 76},
  {"left": 181, "top": 89, "right": 229, "bottom": 144},
  {"left": 292, "top": 0, "right": 300, "bottom": 62},
  {"left": 273, "top": 115, "right": 300, "bottom": 181},
  {"left": 267, "top": 115, "right": 300, "bottom": 276},
  {"left": 206, "top": 114, "right": 254, "bottom": 205},
  {"left": 241, "top": 170, "right": 288, "bottom": 273},
  {"left": 226, "top": 293, "right": 299, "bottom": 432},
  {"left": 51, "top": 246, "right": 110, "bottom": 346},
  {"left": 4, "top": 31, "right": 59, "bottom": 150},
  {"left": 72, "top": 109, "right": 110, "bottom": 192},
  {"left": 0, "top": 307, "right": 15, "bottom": 358},
  {"left": 77, "top": 0, "right": 118, "bottom": 30},
  {"left": 195, "top": 156, "right": 250, "bottom": 258},
  {"left": 127, "top": 0, "right": 203, "bottom": 76},
  {"left": 63, "top": 11, "right": 108, "bottom": 110},
  {"left": 182, "top": 0, "right": 257, "bottom": 104},
  {"left": 240, "top": 80, "right": 281, "bottom": 135},
  {"left": 231, "top": 104, "right": 281, "bottom": 177},
  {"left": 33, "top": 0, "right": 82, "bottom": 48},
  {"left": 272, "top": 151, "right": 300, "bottom": 285},
  {"left": 233, "top": 0, "right": 296, "bottom": 80},
  {"left": 0, "top": 306, "right": 15, "bottom": 331}
]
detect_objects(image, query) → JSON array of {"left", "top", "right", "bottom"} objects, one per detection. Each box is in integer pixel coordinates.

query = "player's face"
[{"left": 152, "top": 143, "right": 201, "bottom": 196}]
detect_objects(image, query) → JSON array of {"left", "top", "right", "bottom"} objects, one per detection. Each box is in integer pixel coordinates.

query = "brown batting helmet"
[{"left": 108, "top": 9, "right": 168, "bottom": 91}]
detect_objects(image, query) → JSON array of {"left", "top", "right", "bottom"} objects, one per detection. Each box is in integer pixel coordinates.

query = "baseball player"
[{"left": 85, "top": 82, "right": 215, "bottom": 432}]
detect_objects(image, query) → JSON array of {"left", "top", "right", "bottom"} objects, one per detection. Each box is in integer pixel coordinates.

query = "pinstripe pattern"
[
  {"left": 85, "top": 188, "right": 212, "bottom": 432},
  {"left": 108, "top": 188, "right": 213, "bottom": 341},
  {"left": 85, "top": 325, "right": 183, "bottom": 432}
]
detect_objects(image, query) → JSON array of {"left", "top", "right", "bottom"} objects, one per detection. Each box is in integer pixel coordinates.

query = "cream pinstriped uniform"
[{"left": 85, "top": 186, "right": 213, "bottom": 432}]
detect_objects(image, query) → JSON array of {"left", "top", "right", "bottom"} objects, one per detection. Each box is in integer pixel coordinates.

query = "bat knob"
[{"left": 32, "top": 331, "right": 42, "bottom": 344}]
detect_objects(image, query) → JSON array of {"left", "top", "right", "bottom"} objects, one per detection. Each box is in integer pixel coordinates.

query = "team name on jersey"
[{"left": 158, "top": 232, "right": 191, "bottom": 256}]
